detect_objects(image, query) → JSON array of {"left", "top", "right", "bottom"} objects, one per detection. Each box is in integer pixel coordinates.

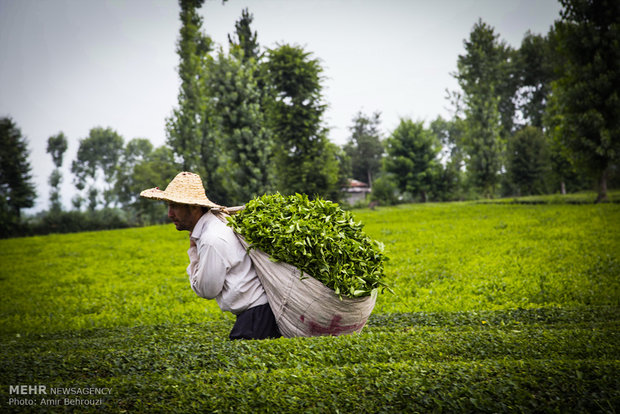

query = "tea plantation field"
[{"left": 1, "top": 201, "right": 619, "bottom": 413}]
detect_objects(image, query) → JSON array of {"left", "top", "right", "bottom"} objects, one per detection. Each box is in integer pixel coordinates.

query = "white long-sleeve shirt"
[{"left": 187, "top": 211, "right": 268, "bottom": 315}]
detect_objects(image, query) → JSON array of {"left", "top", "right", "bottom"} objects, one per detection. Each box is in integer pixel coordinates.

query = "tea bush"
[
  {"left": 0, "top": 225, "right": 229, "bottom": 334},
  {"left": 357, "top": 202, "right": 620, "bottom": 313},
  {"left": 1, "top": 308, "right": 617, "bottom": 412},
  {"left": 1, "top": 201, "right": 618, "bottom": 412}
]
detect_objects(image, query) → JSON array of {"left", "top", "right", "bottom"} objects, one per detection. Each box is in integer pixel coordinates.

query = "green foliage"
[
  {"left": 370, "top": 174, "right": 399, "bottom": 206},
  {"left": 46, "top": 132, "right": 68, "bottom": 168},
  {"left": 264, "top": 44, "right": 340, "bottom": 198},
  {"left": 506, "top": 126, "right": 550, "bottom": 196},
  {"left": 327, "top": 141, "right": 352, "bottom": 202},
  {"left": 205, "top": 48, "right": 274, "bottom": 205},
  {"left": 71, "top": 126, "right": 124, "bottom": 210},
  {"left": 115, "top": 141, "right": 178, "bottom": 225},
  {"left": 463, "top": 88, "right": 503, "bottom": 197},
  {"left": 384, "top": 118, "right": 440, "bottom": 202},
  {"left": 228, "top": 8, "right": 259, "bottom": 62},
  {"left": 456, "top": 19, "right": 518, "bottom": 138},
  {"left": 2, "top": 200, "right": 619, "bottom": 412},
  {"left": 46, "top": 132, "right": 68, "bottom": 212},
  {"left": 228, "top": 193, "right": 390, "bottom": 298},
  {"left": 0, "top": 117, "right": 36, "bottom": 233},
  {"left": 355, "top": 202, "right": 619, "bottom": 314},
  {"left": 454, "top": 20, "right": 515, "bottom": 197},
  {"left": 0, "top": 224, "right": 221, "bottom": 334},
  {"left": 343, "top": 111, "right": 384, "bottom": 186},
  {"left": 166, "top": 7, "right": 342, "bottom": 204},
  {"left": 515, "top": 30, "right": 557, "bottom": 128},
  {"left": 430, "top": 116, "right": 468, "bottom": 201},
  {"left": 551, "top": 0, "right": 620, "bottom": 201},
  {"left": 0, "top": 308, "right": 617, "bottom": 413},
  {"left": 27, "top": 208, "right": 132, "bottom": 235},
  {"left": 479, "top": 190, "right": 620, "bottom": 205},
  {"left": 166, "top": 0, "right": 212, "bottom": 175},
  {"left": 542, "top": 84, "right": 592, "bottom": 194}
]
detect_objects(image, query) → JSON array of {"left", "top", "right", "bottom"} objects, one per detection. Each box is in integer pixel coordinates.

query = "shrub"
[{"left": 370, "top": 174, "right": 399, "bottom": 206}]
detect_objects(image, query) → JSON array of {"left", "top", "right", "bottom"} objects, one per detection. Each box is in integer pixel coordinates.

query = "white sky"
[{"left": 0, "top": 0, "right": 561, "bottom": 213}]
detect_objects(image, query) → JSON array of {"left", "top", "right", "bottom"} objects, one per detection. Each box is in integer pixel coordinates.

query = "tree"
[
  {"left": 551, "top": 0, "right": 620, "bottom": 202},
  {"left": 204, "top": 49, "right": 274, "bottom": 204},
  {"left": 370, "top": 174, "right": 399, "bottom": 206},
  {"left": 228, "top": 7, "right": 259, "bottom": 62},
  {"left": 116, "top": 143, "right": 177, "bottom": 225},
  {"left": 430, "top": 116, "right": 467, "bottom": 200},
  {"left": 544, "top": 92, "right": 593, "bottom": 195},
  {"left": 166, "top": 0, "right": 213, "bottom": 175},
  {"left": 384, "top": 119, "right": 440, "bottom": 202},
  {"left": 264, "top": 44, "right": 339, "bottom": 198},
  {"left": 324, "top": 141, "right": 349, "bottom": 202},
  {"left": 115, "top": 138, "right": 154, "bottom": 209},
  {"left": 343, "top": 111, "right": 383, "bottom": 186},
  {"left": 515, "top": 30, "right": 558, "bottom": 128},
  {"left": 456, "top": 19, "right": 518, "bottom": 139},
  {"left": 506, "top": 126, "right": 550, "bottom": 195},
  {"left": 228, "top": 8, "right": 270, "bottom": 114},
  {"left": 454, "top": 20, "right": 515, "bottom": 197},
  {"left": 0, "top": 117, "right": 36, "bottom": 235},
  {"left": 464, "top": 88, "right": 504, "bottom": 197},
  {"left": 71, "top": 127, "right": 124, "bottom": 210},
  {"left": 46, "top": 132, "right": 68, "bottom": 212}
]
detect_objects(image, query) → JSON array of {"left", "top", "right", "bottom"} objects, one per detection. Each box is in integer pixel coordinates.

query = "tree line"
[{"left": 1, "top": 0, "right": 618, "bottom": 237}]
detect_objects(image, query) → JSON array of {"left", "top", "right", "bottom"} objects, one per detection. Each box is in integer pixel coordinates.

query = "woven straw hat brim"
[
  {"left": 139, "top": 188, "right": 221, "bottom": 208},
  {"left": 139, "top": 171, "right": 222, "bottom": 209}
]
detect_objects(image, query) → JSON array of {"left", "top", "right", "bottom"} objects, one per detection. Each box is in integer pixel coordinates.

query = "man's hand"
[{"left": 190, "top": 238, "right": 197, "bottom": 248}]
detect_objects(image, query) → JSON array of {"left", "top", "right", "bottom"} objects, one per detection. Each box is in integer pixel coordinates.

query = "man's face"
[{"left": 167, "top": 203, "right": 202, "bottom": 232}]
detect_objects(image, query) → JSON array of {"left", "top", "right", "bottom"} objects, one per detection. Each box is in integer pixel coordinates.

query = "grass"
[{"left": 1, "top": 201, "right": 619, "bottom": 412}]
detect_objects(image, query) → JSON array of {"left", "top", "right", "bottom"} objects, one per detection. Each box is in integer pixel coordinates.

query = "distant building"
[{"left": 342, "top": 179, "right": 371, "bottom": 205}]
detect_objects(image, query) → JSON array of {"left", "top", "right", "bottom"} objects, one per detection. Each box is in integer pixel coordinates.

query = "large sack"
[
  {"left": 238, "top": 236, "right": 377, "bottom": 338},
  {"left": 215, "top": 209, "right": 376, "bottom": 338}
]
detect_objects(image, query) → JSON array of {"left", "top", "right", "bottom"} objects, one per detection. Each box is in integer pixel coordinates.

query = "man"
[{"left": 140, "top": 171, "right": 281, "bottom": 340}]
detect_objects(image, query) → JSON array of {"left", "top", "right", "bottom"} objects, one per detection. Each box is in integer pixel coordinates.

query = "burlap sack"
[{"left": 215, "top": 209, "right": 377, "bottom": 338}]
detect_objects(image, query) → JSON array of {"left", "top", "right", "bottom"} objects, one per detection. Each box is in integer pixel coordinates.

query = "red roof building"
[{"left": 341, "top": 179, "right": 371, "bottom": 205}]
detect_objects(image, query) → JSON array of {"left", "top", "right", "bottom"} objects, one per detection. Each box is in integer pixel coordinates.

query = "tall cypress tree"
[
  {"left": 166, "top": 0, "right": 213, "bottom": 175},
  {"left": 228, "top": 8, "right": 259, "bottom": 62},
  {"left": 46, "top": 132, "right": 68, "bottom": 212},
  {"left": 0, "top": 117, "right": 36, "bottom": 236}
]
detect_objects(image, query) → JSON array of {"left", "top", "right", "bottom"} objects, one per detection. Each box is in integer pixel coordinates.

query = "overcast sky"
[{"left": 0, "top": 0, "right": 562, "bottom": 213}]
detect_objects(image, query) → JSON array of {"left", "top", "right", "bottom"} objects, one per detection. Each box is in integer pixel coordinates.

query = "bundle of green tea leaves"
[{"left": 227, "top": 193, "right": 390, "bottom": 298}]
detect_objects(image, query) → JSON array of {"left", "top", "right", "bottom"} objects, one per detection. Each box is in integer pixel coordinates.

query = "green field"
[{"left": 1, "top": 201, "right": 619, "bottom": 412}]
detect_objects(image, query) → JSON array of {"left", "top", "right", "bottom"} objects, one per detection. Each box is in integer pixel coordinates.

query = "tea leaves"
[{"left": 228, "top": 193, "right": 390, "bottom": 298}]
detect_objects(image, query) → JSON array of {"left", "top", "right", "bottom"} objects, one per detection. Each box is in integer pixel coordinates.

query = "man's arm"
[{"left": 187, "top": 239, "right": 228, "bottom": 299}]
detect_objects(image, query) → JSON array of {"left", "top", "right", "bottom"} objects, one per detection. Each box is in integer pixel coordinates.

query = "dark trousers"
[{"left": 229, "top": 303, "right": 282, "bottom": 340}]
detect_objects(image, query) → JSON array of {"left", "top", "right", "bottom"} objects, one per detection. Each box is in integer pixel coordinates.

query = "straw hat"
[{"left": 140, "top": 172, "right": 222, "bottom": 209}]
